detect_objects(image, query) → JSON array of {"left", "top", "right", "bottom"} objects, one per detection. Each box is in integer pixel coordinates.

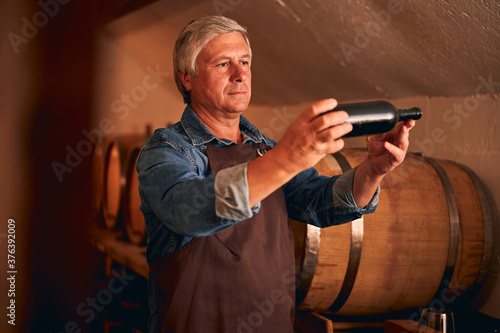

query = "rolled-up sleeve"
[
  {"left": 284, "top": 165, "right": 379, "bottom": 228},
  {"left": 332, "top": 166, "right": 379, "bottom": 213},
  {"left": 214, "top": 162, "right": 260, "bottom": 220}
]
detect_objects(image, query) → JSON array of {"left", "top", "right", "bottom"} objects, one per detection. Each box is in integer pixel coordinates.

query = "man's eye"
[
  {"left": 219, "top": 62, "right": 228, "bottom": 67},
  {"left": 242, "top": 61, "right": 249, "bottom": 66}
]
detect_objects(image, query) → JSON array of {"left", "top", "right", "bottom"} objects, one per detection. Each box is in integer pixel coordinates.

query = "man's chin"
[{"left": 227, "top": 101, "right": 250, "bottom": 113}]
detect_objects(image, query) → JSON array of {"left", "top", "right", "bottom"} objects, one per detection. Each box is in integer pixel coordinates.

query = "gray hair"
[{"left": 173, "top": 16, "right": 252, "bottom": 104}]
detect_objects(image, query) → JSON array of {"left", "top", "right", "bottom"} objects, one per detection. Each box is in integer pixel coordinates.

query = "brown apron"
[{"left": 150, "top": 142, "right": 296, "bottom": 333}]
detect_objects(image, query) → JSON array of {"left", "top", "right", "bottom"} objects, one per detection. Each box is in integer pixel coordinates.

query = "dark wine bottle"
[{"left": 330, "top": 100, "right": 422, "bottom": 137}]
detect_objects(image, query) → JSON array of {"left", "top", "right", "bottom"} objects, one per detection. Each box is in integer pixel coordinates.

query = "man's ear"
[{"left": 178, "top": 72, "right": 192, "bottom": 91}]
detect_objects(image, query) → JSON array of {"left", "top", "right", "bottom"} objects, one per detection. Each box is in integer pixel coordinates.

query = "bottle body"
[{"left": 331, "top": 100, "right": 421, "bottom": 137}]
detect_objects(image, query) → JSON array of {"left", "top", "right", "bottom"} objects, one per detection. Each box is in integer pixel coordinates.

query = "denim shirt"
[{"left": 137, "top": 105, "right": 379, "bottom": 266}]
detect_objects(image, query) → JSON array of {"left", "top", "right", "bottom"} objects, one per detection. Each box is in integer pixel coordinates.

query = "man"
[{"left": 137, "top": 16, "right": 415, "bottom": 333}]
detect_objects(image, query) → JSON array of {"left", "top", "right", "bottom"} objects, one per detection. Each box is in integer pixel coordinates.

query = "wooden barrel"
[
  {"left": 102, "top": 134, "right": 148, "bottom": 230},
  {"left": 291, "top": 148, "right": 493, "bottom": 316},
  {"left": 123, "top": 143, "right": 147, "bottom": 245},
  {"left": 90, "top": 137, "right": 113, "bottom": 221},
  {"left": 90, "top": 142, "right": 105, "bottom": 219}
]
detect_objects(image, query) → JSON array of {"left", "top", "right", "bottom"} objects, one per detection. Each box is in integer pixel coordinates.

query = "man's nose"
[{"left": 230, "top": 64, "right": 248, "bottom": 83}]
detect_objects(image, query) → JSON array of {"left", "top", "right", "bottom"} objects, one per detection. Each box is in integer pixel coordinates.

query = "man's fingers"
[
  {"left": 316, "top": 122, "right": 353, "bottom": 142},
  {"left": 384, "top": 141, "right": 404, "bottom": 160},
  {"left": 312, "top": 110, "right": 350, "bottom": 132},
  {"left": 403, "top": 119, "right": 416, "bottom": 131},
  {"left": 304, "top": 98, "right": 338, "bottom": 120}
]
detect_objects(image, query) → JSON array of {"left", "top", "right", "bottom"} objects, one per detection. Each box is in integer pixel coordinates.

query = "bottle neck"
[{"left": 398, "top": 107, "right": 422, "bottom": 121}]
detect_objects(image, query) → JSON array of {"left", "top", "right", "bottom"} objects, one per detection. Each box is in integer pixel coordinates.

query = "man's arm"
[
  {"left": 247, "top": 98, "right": 415, "bottom": 209},
  {"left": 247, "top": 99, "right": 351, "bottom": 207},
  {"left": 138, "top": 144, "right": 252, "bottom": 237}
]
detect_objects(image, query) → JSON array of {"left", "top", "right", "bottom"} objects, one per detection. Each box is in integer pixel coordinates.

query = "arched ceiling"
[{"left": 101, "top": 0, "right": 500, "bottom": 105}]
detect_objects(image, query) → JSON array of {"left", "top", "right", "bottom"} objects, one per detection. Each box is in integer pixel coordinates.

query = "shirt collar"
[{"left": 180, "top": 104, "right": 271, "bottom": 146}]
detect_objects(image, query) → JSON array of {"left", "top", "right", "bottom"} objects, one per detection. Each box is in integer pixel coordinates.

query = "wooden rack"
[{"left": 90, "top": 227, "right": 148, "bottom": 279}]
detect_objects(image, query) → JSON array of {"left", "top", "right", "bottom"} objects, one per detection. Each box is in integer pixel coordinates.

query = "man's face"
[{"left": 180, "top": 31, "right": 252, "bottom": 115}]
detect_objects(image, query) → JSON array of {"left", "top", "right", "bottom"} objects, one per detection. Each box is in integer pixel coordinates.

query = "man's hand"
[
  {"left": 353, "top": 119, "right": 416, "bottom": 208},
  {"left": 271, "top": 98, "right": 353, "bottom": 175},
  {"left": 367, "top": 119, "right": 416, "bottom": 176}
]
